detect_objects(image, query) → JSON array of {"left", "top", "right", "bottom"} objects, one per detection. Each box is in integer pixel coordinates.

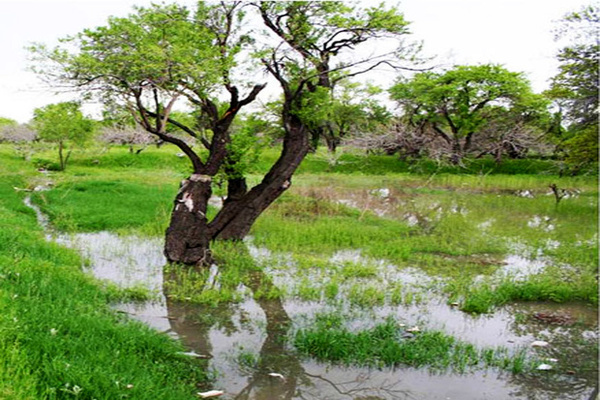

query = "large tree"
[
  {"left": 389, "top": 64, "right": 547, "bottom": 164},
  {"left": 31, "top": 1, "right": 417, "bottom": 266}
]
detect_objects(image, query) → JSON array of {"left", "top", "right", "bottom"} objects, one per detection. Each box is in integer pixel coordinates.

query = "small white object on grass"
[
  {"left": 531, "top": 340, "right": 549, "bottom": 347},
  {"left": 177, "top": 351, "right": 209, "bottom": 359},
  {"left": 268, "top": 373, "right": 285, "bottom": 379},
  {"left": 197, "top": 390, "right": 224, "bottom": 398}
]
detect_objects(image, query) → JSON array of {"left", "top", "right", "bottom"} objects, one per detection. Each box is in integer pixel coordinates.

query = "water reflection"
[{"left": 163, "top": 280, "right": 418, "bottom": 399}]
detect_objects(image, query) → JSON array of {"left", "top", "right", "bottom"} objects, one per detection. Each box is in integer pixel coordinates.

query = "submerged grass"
[
  {"left": 455, "top": 270, "right": 599, "bottom": 314},
  {"left": 30, "top": 142, "right": 596, "bottom": 312},
  {"left": 163, "top": 241, "right": 283, "bottom": 306},
  {"left": 1, "top": 143, "right": 597, "bottom": 395},
  {"left": 293, "top": 314, "right": 530, "bottom": 374}
]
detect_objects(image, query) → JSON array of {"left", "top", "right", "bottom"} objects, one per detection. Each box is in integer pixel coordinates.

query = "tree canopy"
[
  {"left": 389, "top": 64, "right": 548, "bottom": 163},
  {"left": 547, "top": 4, "right": 599, "bottom": 166},
  {"left": 30, "top": 2, "right": 265, "bottom": 175},
  {"left": 29, "top": 0, "right": 420, "bottom": 266},
  {"left": 32, "top": 102, "right": 94, "bottom": 170}
]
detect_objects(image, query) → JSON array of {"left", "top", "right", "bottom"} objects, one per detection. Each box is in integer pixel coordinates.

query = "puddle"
[
  {"left": 496, "top": 254, "right": 547, "bottom": 281},
  {"left": 294, "top": 186, "right": 407, "bottom": 219},
  {"left": 23, "top": 196, "right": 599, "bottom": 400}
]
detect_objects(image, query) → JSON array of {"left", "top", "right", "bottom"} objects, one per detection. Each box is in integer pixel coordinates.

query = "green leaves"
[
  {"left": 389, "top": 64, "right": 549, "bottom": 163},
  {"left": 32, "top": 102, "right": 93, "bottom": 145},
  {"left": 390, "top": 64, "right": 544, "bottom": 137},
  {"left": 31, "top": 3, "right": 230, "bottom": 118},
  {"left": 547, "top": 5, "right": 599, "bottom": 165},
  {"left": 32, "top": 102, "right": 94, "bottom": 170}
]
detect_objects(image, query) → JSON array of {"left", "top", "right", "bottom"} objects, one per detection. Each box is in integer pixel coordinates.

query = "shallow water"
[{"left": 24, "top": 196, "right": 599, "bottom": 400}]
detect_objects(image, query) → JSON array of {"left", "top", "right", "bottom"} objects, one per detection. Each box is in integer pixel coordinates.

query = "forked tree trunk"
[
  {"left": 210, "top": 114, "right": 309, "bottom": 241},
  {"left": 164, "top": 113, "right": 310, "bottom": 267}
]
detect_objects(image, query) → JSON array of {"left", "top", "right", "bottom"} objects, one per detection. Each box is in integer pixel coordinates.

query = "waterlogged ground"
[{"left": 25, "top": 176, "right": 598, "bottom": 400}]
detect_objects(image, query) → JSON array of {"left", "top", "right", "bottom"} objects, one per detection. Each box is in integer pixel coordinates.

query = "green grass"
[
  {"left": 164, "top": 241, "right": 285, "bottom": 305},
  {"left": 31, "top": 180, "right": 176, "bottom": 235},
  {"left": 293, "top": 314, "right": 530, "bottom": 373},
  {"left": 0, "top": 142, "right": 597, "bottom": 397},
  {"left": 0, "top": 155, "right": 211, "bottom": 399},
  {"left": 455, "top": 270, "right": 599, "bottom": 314},
  {"left": 20, "top": 142, "right": 598, "bottom": 312}
]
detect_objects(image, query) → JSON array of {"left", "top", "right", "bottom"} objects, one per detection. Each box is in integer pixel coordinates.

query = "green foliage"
[
  {"left": 218, "top": 114, "right": 268, "bottom": 179},
  {"left": 0, "top": 116, "right": 18, "bottom": 127},
  {"left": 29, "top": 2, "right": 229, "bottom": 143},
  {"left": 562, "top": 124, "right": 599, "bottom": 168},
  {"left": 294, "top": 315, "right": 529, "bottom": 372},
  {"left": 32, "top": 102, "right": 94, "bottom": 171},
  {"left": 33, "top": 102, "right": 93, "bottom": 145},
  {"left": 547, "top": 4, "right": 599, "bottom": 166},
  {"left": 389, "top": 64, "right": 549, "bottom": 162}
]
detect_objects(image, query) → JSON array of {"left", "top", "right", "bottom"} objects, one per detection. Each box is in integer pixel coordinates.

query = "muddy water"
[{"left": 24, "top": 196, "right": 598, "bottom": 400}]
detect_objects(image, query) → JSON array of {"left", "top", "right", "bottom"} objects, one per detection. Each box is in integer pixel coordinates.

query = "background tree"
[
  {"left": 317, "top": 82, "right": 392, "bottom": 153},
  {"left": 0, "top": 123, "right": 36, "bottom": 143},
  {"left": 0, "top": 123, "right": 39, "bottom": 161},
  {"left": 0, "top": 117, "right": 17, "bottom": 129},
  {"left": 546, "top": 4, "right": 599, "bottom": 168},
  {"left": 389, "top": 64, "right": 547, "bottom": 164},
  {"left": 32, "top": 102, "right": 94, "bottom": 171},
  {"left": 98, "top": 125, "right": 156, "bottom": 154}
]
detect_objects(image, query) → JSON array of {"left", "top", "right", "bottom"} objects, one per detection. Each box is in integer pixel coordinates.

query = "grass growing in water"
[
  {"left": 455, "top": 271, "right": 599, "bottom": 314},
  {"left": 164, "top": 241, "right": 286, "bottom": 305},
  {"left": 6, "top": 144, "right": 598, "bottom": 309},
  {"left": 293, "top": 314, "right": 529, "bottom": 373}
]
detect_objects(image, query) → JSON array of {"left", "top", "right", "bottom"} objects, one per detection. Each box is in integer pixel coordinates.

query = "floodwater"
[{"left": 24, "top": 195, "right": 599, "bottom": 400}]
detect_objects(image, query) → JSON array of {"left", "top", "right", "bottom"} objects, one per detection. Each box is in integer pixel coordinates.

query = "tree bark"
[
  {"left": 58, "top": 141, "right": 65, "bottom": 171},
  {"left": 163, "top": 112, "right": 309, "bottom": 267},
  {"left": 164, "top": 174, "right": 214, "bottom": 266},
  {"left": 209, "top": 113, "right": 309, "bottom": 241}
]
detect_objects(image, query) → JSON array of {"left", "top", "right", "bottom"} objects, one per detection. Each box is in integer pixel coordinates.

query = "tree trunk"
[
  {"left": 495, "top": 145, "right": 503, "bottom": 164},
  {"left": 164, "top": 114, "right": 309, "bottom": 266},
  {"left": 164, "top": 174, "right": 214, "bottom": 266},
  {"left": 309, "top": 129, "right": 320, "bottom": 152},
  {"left": 209, "top": 114, "right": 310, "bottom": 241},
  {"left": 58, "top": 141, "right": 65, "bottom": 171},
  {"left": 324, "top": 128, "right": 339, "bottom": 153},
  {"left": 450, "top": 139, "right": 463, "bottom": 165}
]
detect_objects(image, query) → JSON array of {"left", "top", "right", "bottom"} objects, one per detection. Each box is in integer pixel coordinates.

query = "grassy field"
[
  {"left": 1, "top": 142, "right": 598, "bottom": 396},
  {"left": 0, "top": 146, "right": 210, "bottom": 399}
]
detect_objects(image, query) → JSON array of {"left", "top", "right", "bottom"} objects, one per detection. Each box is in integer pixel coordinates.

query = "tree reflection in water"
[{"left": 164, "top": 261, "right": 409, "bottom": 400}]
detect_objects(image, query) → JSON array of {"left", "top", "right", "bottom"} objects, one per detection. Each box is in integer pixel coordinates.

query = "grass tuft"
[{"left": 293, "top": 315, "right": 530, "bottom": 373}]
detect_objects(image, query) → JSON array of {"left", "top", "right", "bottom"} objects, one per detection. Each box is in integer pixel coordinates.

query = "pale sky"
[{"left": 0, "top": 0, "right": 590, "bottom": 123}]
